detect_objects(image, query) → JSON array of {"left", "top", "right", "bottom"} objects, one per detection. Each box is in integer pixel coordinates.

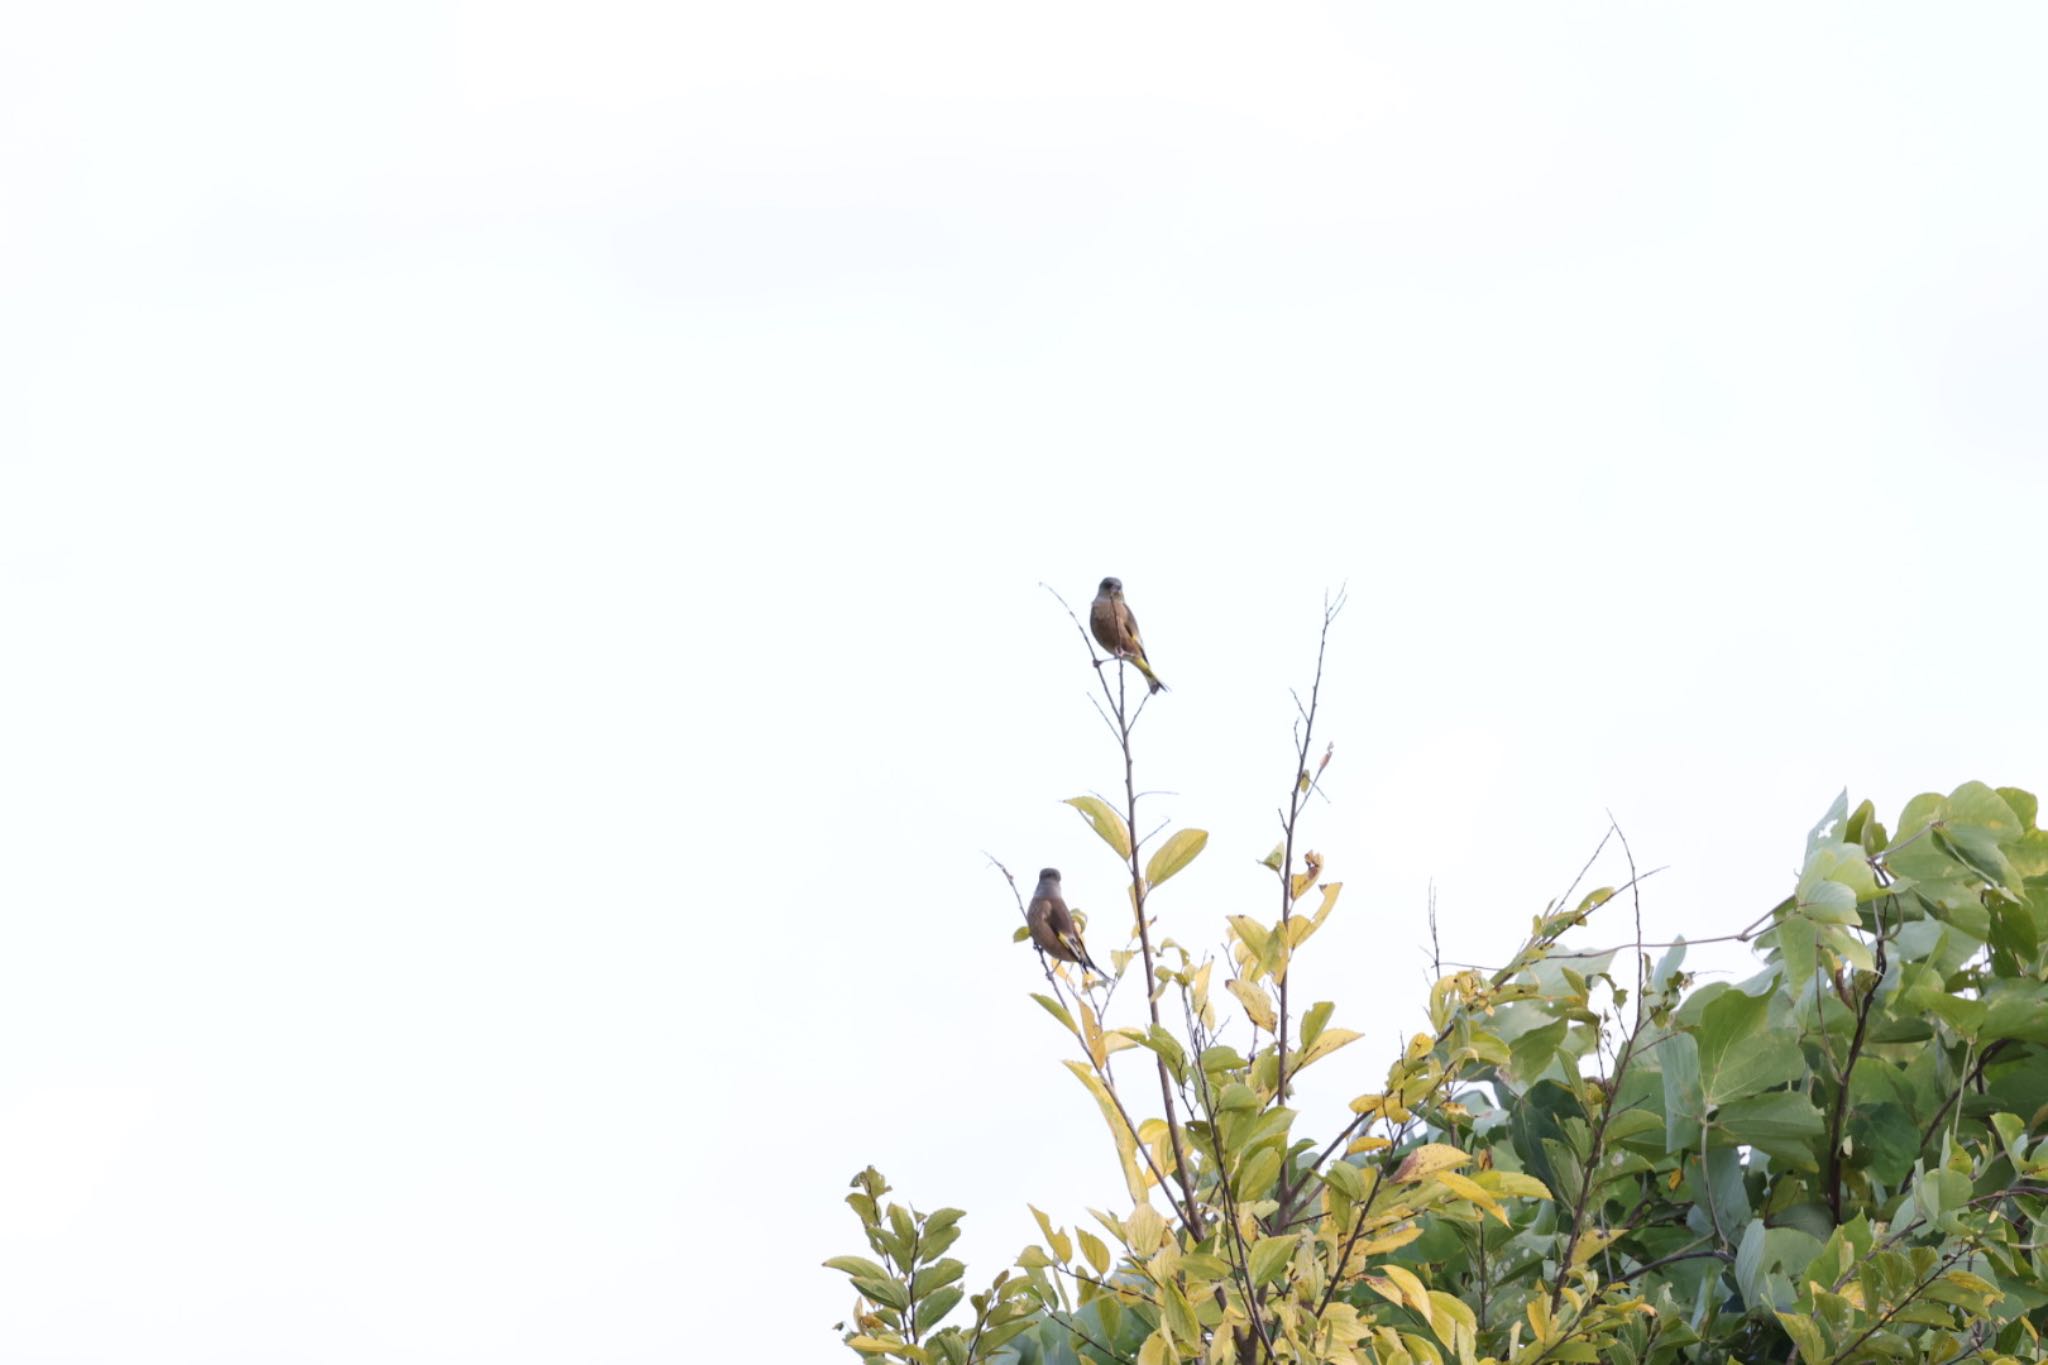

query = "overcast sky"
[{"left": 4, "top": 4, "right": 2046, "bottom": 1361}]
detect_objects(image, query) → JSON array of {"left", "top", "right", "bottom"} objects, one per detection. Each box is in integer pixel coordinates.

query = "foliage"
[{"left": 827, "top": 607, "right": 2048, "bottom": 1364}]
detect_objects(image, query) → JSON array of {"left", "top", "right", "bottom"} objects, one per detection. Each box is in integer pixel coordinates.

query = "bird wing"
[{"left": 1118, "top": 600, "right": 1148, "bottom": 659}]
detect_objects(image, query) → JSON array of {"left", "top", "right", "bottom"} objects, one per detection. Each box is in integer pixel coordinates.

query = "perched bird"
[
  {"left": 1089, "top": 577, "right": 1167, "bottom": 694},
  {"left": 1026, "top": 868, "right": 1103, "bottom": 976}
]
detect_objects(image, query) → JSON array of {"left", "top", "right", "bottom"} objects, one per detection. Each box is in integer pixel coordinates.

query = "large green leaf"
[
  {"left": 1696, "top": 988, "right": 1803, "bottom": 1107},
  {"left": 1510, "top": 1079, "right": 1587, "bottom": 1196},
  {"left": 1714, "top": 1091, "right": 1824, "bottom": 1167}
]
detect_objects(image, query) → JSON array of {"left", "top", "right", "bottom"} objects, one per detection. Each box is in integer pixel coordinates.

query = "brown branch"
[
  {"left": 1189, "top": 1036, "right": 1281, "bottom": 1364},
  {"left": 1919, "top": 1038, "right": 2013, "bottom": 1155},
  {"left": 1044, "top": 584, "right": 1205, "bottom": 1240},
  {"left": 1611, "top": 1238, "right": 1732, "bottom": 1284},
  {"left": 1823, "top": 1241, "right": 1977, "bottom": 1365},
  {"left": 1271, "top": 588, "right": 1344, "bottom": 1217},
  {"left": 1823, "top": 900, "right": 1887, "bottom": 1225}
]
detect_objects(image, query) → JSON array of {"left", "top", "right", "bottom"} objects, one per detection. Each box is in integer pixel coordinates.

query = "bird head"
[
  {"left": 1097, "top": 577, "right": 1122, "bottom": 594},
  {"left": 1037, "top": 867, "right": 1061, "bottom": 883}
]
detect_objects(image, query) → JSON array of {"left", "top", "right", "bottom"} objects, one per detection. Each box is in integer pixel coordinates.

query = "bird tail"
[{"left": 1134, "top": 656, "right": 1167, "bottom": 694}]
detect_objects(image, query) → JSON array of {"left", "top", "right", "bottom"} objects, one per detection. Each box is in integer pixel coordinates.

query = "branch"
[
  {"left": 1272, "top": 587, "right": 1344, "bottom": 1215},
  {"left": 1044, "top": 584, "right": 1204, "bottom": 1239},
  {"left": 1823, "top": 900, "right": 1887, "bottom": 1225}
]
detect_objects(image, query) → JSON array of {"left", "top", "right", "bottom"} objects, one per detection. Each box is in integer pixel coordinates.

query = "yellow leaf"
[
  {"left": 1126, "top": 1202, "right": 1167, "bottom": 1256},
  {"left": 845, "top": 1335, "right": 902, "bottom": 1355},
  {"left": 1393, "top": 1143, "right": 1472, "bottom": 1184},
  {"left": 1347, "top": 1135, "right": 1391, "bottom": 1156},
  {"left": 1138, "top": 1328, "right": 1173, "bottom": 1365},
  {"left": 1065, "top": 796, "right": 1132, "bottom": 860},
  {"left": 1473, "top": 1169, "right": 1551, "bottom": 1201},
  {"left": 1296, "top": 1027, "right": 1362, "bottom": 1071},
  {"left": 1435, "top": 1170, "right": 1507, "bottom": 1223},
  {"left": 1029, "top": 1205, "right": 1072, "bottom": 1264},
  {"left": 1079, "top": 1228, "right": 1109, "bottom": 1275},
  {"left": 1379, "top": 1263, "right": 1433, "bottom": 1319},
  {"left": 1351, "top": 1223, "right": 1423, "bottom": 1257},
  {"left": 1569, "top": 1227, "right": 1620, "bottom": 1268},
  {"left": 1145, "top": 828, "right": 1209, "bottom": 888},
  {"left": 1226, "top": 977, "right": 1277, "bottom": 1031},
  {"left": 1080, "top": 1003, "right": 1107, "bottom": 1069},
  {"left": 1348, "top": 1093, "right": 1385, "bottom": 1117},
  {"left": 1289, "top": 881, "right": 1343, "bottom": 947},
  {"left": 1063, "top": 1061, "right": 1147, "bottom": 1202}
]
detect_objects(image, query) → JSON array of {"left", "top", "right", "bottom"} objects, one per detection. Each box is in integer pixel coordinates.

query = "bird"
[
  {"left": 1026, "top": 868, "right": 1104, "bottom": 976},
  {"left": 1089, "top": 577, "right": 1167, "bottom": 694}
]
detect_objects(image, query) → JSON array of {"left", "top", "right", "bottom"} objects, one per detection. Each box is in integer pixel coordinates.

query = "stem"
[
  {"left": 1191, "top": 1035, "right": 1280, "bottom": 1364},
  {"left": 1823, "top": 911, "right": 1885, "bottom": 1225},
  {"left": 1110, "top": 662, "right": 1204, "bottom": 1238},
  {"left": 1551, "top": 1025, "right": 1640, "bottom": 1310},
  {"left": 1272, "top": 591, "right": 1343, "bottom": 1215}
]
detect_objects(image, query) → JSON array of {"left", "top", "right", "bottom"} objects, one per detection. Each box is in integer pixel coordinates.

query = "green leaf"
[
  {"left": 1247, "top": 1234, "right": 1297, "bottom": 1286},
  {"left": 1512, "top": 1079, "right": 1588, "bottom": 1194},
  {"left": 1776, "top": 1311, "right": 1829, "bottom": 1365},
  {"left": 1161, "top": 1281, "right": 1200, "bottom": 1343},
  {"left": 1144, "top": 828, "right": 1208, "bottom": 888},
  {"left": 825, "top": 1255, "right": 891, "bottom": 1282},
  {"left": 1322, "top": 1159, "right": 1365, "bottom": 1201},
  {"left": 911, "top": 1259, "right": 965, "bottom": 1298},
  {"left": 1236, "top": 1147, "right": 1282, "bottom": 1200},
  {"left": 1507, "top": 1018, "right": 1568, "bottom": 1086},
  {"left": 1301, "top": 1000, "right": 1334, "bottom": 1050},
  {"left": 855, "top": 1275, "right": 910, "bottom": 1310},
  {"left": 1696, "top": 988, "right": 1802, "bottom": 1106},
  {"left": 1845, "top": 1103, "right": 1918, "bottom": 1185},
  {"left": 1031, "top": 994, "right": 1076, "bottom": 1033},
  {"left": 914, "top": 1286, "right": 963, "bottom": 1335},
  {"left": 1807, "top": 789, "right": 1850, "bottom": 857},
  {"left": 1661, "top": 1031, "right": 1704, "bottom": 1149},
  {"left": 1715, "top": 1091, "right": 1825, "bottom": 1161},
  {"left": 1065, "top": 796, "right": 1132, "bottom": 860},
  {"left": 1949, "top": 781, "right": 2023, "bottom": 841}
]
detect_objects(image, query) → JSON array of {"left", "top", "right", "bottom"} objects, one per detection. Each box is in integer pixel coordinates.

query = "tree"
[{"left": 827, "top": 599, "right": 2048, "bottom": 1365}]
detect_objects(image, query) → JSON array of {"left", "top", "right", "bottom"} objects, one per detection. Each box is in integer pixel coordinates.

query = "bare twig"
[
  {"left": 1271, "top": 587, "right": 1345, "bottom": 1216},
  {"left": 1043, "top": 583, "right": 1203, "bottom": 1238}
]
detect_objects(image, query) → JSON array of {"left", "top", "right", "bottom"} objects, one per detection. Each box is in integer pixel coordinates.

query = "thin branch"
[
  {"left": 1044, "top": 583, "right": 1204, "bottom": 1238},
  {"left": 1823, "top": 897, "right": 1887, "bottom": 1225},
  {"left": 1611, "top": 1238, "right": 1732, "bottom": 1284},
  {"left": 1271, "top": 587, "right": 1344, "bottom": 1218}
]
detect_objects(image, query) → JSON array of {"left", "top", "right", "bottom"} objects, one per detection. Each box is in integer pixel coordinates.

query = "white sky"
[{"left": 3, "top": 3, "right": 2045, "bottom": 1360}]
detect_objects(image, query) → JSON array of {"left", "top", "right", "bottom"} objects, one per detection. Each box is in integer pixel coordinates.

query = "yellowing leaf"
[
  {"left": 1029, "top": 1205, "right": 1072, "bottom": 1264},
  {"left": 1295, "top": 1027, "right": 1362, "bottom": 1071},
  {"left": 1393, "top": 1143, "right": 1472, "bottom": 1183},
  {"left": 1569, "top": 1227, "right": 1620, "bottom": 1267},
  {"left": 1227, "top": 977, "right": 1278, "bottom": 1031},
  {"left": 1351, "top": 1223, "right": 1423, "bottom": 1257},
  {"left": 1378, "top": 1263, "right": 1433, "bottom": 1319},
  {"left": 1063, "top": 1061, "right": 1147, "bottom": 1202},
  {"left": 1289, "top": 881, "right": 1343, "bottom": 947},
  {"left": 1347, "top": 1135, "right": 1391, "bottom": 1156},
  {"left": 1138, "top": 1328, "right": 1172, "bottom": 1365},
  {"left": 1473, "top": 1169, "right": 1551, "bottom": 1201},
  {"left": 1435, "top": 1170, "right": 1507, "bottom": 1223},
  {"left": 1066, "top": 796, "right": 1132, "bottom": 860},
  {"left": 1247, "top": 1234, "right": 1297, "bottom": 1286},
  {"left": 1126, "top": 1202, "right": 1167, "bottom": 1256},
  {"left": 1078, "top": 1228, "right": 1109, "bottom": 1275},
  {"left": 1145, "top": 828, "right": 1209, "bottom": 888}
]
